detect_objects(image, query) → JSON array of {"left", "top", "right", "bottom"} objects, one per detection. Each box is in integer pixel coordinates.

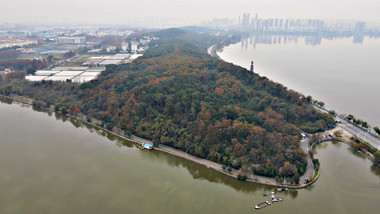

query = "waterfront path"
[
  {"left": 300, "top": 137, "right": 314, "bottom": 184},
  {"left": 131, "top": 135, "right": 277, "bottom": 184}
]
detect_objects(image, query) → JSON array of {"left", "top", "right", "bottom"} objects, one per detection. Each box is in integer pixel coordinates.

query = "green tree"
[
  {"left": 54, "top": 103, "right": 60, "bottom": 112},
  {"left": 329, "top": 110, "right": 336, "bottom": 116},
  {"left": 306, "top": 95, "right": 312, "bottom": 103},
  {"left": 374, "top": 151, "right": 380, "bottom": 166},
  {"left": 333, "top": 130, "right": 341, "bottom": 137},
  {"left": 347, "top": 114, "right": 355, "bottom": 121},
  {"left": 227, "top": 166, "right": 232, "bottom": 172},
  {"left": 292, "top": 172, "right": 300, "bottom": 184},
  {"left": 374, "top": 127, "right": 380, "bottom": 135},
  {"left": 361, "top": 121, "right": 369, "bottom": 129},
  {"left": 26, "top": 68, "right": 36, "bottom": 75},
  {"left": 61, "top": 107, "right": 68, "bottom": 114},
  {"left": 317, "top": 101, "right": 325, "bottom": 107}
]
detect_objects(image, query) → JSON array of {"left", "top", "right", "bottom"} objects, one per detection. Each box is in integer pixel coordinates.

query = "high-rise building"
[
  {"left": 355, "top": 22, "right": 366, "bottom": 33},
  {"left": 241, "top": 13, "right": 251, "bottom": 30}
]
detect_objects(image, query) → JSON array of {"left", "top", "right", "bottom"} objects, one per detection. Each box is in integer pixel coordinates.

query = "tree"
[
  {"left": 292, "top": 172, "right": 300, "bottom": 184},
  {"left": 54, "top": 103, "right": 60, "bottom": 112},
  {"left": 310, "top": 134, "right": 319, "bottom": 143},
  {"left": 227, "top": 166, "right": 232, "bottom": 172},
  {"left": 347, "top": 114, "right": 355, "bottom": 121},
  {"left": 61, "top": 107, "right": 68, "bottom": 114},
  {"left": 374, "top": 127, "right": 380, "bottom": 135},
  {"left": 306, "top": 95, "right": 312, "bottom": 103},
  {"left": 237, "top": 169, "right": 248, "bottom": 181},
  {"left": 374, "top": 151, "right": 380, "bottom": 166},
  {"left": 47, "top": 55, "right": 54, "bottom": 61},
  {"left": 361, "top": 121, "right": 369, "bottom": 129},
  {"left": 317, "top": 101, "right": 325, "bottom": 107},
  {"left": 333, "top": 130, "right": 341, "bottom": 137},
  {"left": 26, "top": 68, "right": 36, "bottom": 75},
  {"left": 63, "top": 51, "right": 75, "bottom": 59},
  {"left": 70, "top": 106, "right": 81, "bottom": 115},
  {"left": 355, "top": 119, "right": 363, "bottom": 126},
  {"left": 275, "top": 176, "right": 284, "bottom": 184}
]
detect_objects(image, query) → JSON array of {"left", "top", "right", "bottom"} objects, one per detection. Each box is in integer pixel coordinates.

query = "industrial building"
[
  {"left": 26, "top": 66, "right": 104, "bottom": 83},
  {"left": 57, "top": 37, "right": 86, "bottom": 44}
]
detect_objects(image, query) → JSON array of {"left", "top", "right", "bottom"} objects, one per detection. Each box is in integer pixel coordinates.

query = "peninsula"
[{"left": 0, "top": 28, "right": 335, "bottom": 185}]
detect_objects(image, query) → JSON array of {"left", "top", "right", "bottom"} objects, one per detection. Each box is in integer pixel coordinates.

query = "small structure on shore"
[
  {"left": 250, "top": 61, "right": 254, "bottom": 72},
  {"left": 142, "top": 143, "right": 153, "bottom": 150}
]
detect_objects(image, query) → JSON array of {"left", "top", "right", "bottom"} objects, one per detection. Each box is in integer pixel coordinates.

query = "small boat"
[
  {"left": 254, "top": 201, "right": 271, "bottom": 209},
  {"left": 272, "top": 197, "right": 283, "bottom": 202},
  {"left": 277, "top": 187, "right": 288, "bottom": 191}
]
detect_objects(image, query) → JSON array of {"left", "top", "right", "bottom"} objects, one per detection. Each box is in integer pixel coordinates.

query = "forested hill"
[{"left": 0, "top": 28, "right": 334, "bottom": 183}]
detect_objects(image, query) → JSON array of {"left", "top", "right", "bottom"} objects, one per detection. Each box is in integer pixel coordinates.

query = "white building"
[
  {"left": 130, "top": 41, "right": 139, "bottom": 52},
  {"left": 57, "top": 37, "right": 86, "bottom": 44}
]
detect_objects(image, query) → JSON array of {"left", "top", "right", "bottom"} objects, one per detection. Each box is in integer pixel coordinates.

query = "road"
[
  {"left": 299, "top": 137, "right": 314, "bottom": 184},
  {"left": 313, "top": 105, "right": 380, "bottom": 149},
  {"left": 336, "top": 115, "right": 380, "bottom": 149}
]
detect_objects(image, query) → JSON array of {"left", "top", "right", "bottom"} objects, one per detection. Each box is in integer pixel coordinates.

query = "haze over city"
[{"left": 1, "top": 0, "right": 380, "bottom": 26}]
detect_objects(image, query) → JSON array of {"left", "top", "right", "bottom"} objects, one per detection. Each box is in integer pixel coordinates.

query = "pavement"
[
  {"left": 313, "top": 105, "right": 380, "bottom": 149},
  {"left": 299, "top": 137, "right": 314, "bottom": 184},
  {"left": 336, "top": 115, "right": 380, "bottom": 149},
  {"left": 131, "top": 135, "right": 277, "bottom": 183}
]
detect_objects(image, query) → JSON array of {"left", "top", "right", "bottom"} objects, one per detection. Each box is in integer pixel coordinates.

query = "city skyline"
[{"left": 1, "top": 0, "right": 380, "bottom": 27}]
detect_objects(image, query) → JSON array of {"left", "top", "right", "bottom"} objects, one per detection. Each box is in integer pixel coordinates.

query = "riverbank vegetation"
[{"left": 0, "top": 28, "right": 334, "bottom": 184}]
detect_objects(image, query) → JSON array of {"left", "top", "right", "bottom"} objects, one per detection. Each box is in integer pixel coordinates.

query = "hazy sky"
[{"left": 1, "top": 0, "right": 380, "bottom": 26}]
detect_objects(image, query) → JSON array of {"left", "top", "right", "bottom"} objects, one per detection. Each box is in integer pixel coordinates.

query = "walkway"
[
  {"left": 300, "top": 137, "right": 314, "bottom": 184},
  {"left": 131, "top": 135, "right": 277, "bottom": 184}
]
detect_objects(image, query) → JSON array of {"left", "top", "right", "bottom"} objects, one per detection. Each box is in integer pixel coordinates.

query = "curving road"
[{"left": 299, "top": 137, "right": 314, "bottom": 184}]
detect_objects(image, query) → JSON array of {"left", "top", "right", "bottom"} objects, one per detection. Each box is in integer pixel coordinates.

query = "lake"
[
  {"left": 1, "top": 99, "right": 380, "bottom": 213},
  {"left": 218, "top": 35, "right": 380, "bottom": 127}
]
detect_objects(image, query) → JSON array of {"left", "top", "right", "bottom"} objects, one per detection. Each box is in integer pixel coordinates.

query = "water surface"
[
  {"left": 218, "top": 35, "right": 380, "bottom": 126},
  {"left": 0, "top": 100, "right": 379, "bottom": 213}
]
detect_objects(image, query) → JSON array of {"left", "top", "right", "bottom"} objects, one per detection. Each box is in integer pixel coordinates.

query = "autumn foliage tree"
[{"left": 0, "top": 29, "right": 335, "bottom": 183}]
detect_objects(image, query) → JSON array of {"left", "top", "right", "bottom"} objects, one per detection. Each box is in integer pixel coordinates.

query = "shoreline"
[{"left": 0, "top": 94, "right": 319, "bottom": 189}]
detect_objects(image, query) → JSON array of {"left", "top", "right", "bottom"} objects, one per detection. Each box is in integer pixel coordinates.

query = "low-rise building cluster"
[{"left": 26, "top": 66, "right": 106, "bottom": 83}]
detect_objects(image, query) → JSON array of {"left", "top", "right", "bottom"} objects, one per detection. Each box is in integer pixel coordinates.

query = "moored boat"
[
  {"left": 254, "top": 201, "right": 271, "bottom": 209},
  {"left": 277, "top": 187, "right": 288, "bottom": 191}
]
